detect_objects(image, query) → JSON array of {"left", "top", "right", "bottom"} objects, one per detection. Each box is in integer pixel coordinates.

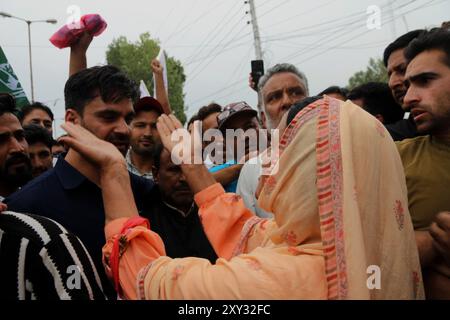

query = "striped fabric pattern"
[
  {"left": 316, "top": 99, "right": 347, "bottom": 299},
  {"left": 0, "top": 211, "right": 106, "bottom": 300}
]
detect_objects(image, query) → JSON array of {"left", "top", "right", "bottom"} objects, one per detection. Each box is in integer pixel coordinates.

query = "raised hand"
[
  {"left": 60, "top": 122, "right": 125, "bottom": 174},
  {"left": 151, "top": 59, "right": 163, "bottom": 75},
  {"left": 156, "top": 114, "right": 202, "bottom": 165},
  {"left": 70, "top": 31, "right": 94, "bottom": 54}
]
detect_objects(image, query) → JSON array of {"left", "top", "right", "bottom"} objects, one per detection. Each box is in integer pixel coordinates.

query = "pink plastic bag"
[{"left": 49, "top": 14, "right": 107, "bottom": 49}]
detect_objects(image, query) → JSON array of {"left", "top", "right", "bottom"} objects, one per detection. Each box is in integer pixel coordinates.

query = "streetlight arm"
[{"left": 0, "top": 12, "right": 28, "bottom": 22}]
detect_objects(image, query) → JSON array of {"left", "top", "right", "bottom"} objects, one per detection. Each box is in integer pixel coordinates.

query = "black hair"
[
  {"left": 64, "top": 65, "right": 140, "bottom": 114},
  {"left": 348, "top": 82, "right": 404, "bottom": 124},
  {"left": 23, "top": 124, "right": 54, "bottom": 149},
  {"left": 152, "top": 143, "right": 165, "bottom": 171},
  {"left": 197, "top": 103, "right": 222, "bottom": 121},
  {"left": 0, "top": 93, "right": 17, "bottom": 117},
  {"left": 383, "top": 29, "right": 424, "bottom": 67},
  {"left": 187, "top": 114, "right": 199, "bottom": 128},
  {"left": 286, "top": 96, "right": 322, "bottom": 125},
  {"left": 405, "top": 28, "right": 450, "bottom": 67},
  {"left": 17, "top": 102, "right": 54, "bottom": 122},
  {"left": 317, "top": 86, "right": 348, "bottom": 99}
]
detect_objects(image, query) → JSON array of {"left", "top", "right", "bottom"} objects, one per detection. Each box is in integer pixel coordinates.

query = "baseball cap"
[
  {"left": 135, "top": 96, "right": 164, "bottom": 115},
  {"left": 217, "top": 101, "right": 257, "bottom": 130}
]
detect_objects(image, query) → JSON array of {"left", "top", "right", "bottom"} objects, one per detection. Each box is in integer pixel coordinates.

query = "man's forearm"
[
  {"left": 181, "top": 164, "right": 217, "bottom": 194},
  {"left": 69, "top": 50, "right": 87, "bottom": 77},
  {"left": 154, "top": 73, "right": 171, "bottom": 114},
  {"left": 100, "top": 164, "right": 139, "bottom": 224},
  {"left": 212, "top": 164, "right": 243, "bottom": 187}
]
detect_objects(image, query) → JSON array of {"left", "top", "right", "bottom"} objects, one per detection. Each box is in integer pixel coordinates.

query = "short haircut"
[
  {"left": 197, "top": 103, "right": 222, "bottom": 121},
  {"left": 348, "top": 82, "right": 404, "bottom": 124},
  {"left": 383, "top": 29, "right": 424, "bottom": 67},
  {"left": 23, "top": 124, "right": 54, "bottom": 149},
  {"left": 0, "top": 93, "right": 17, "bottom": 117},
  {"left": 258, "top": 63, "right": 309, "bottom": 95},
  {"left": 317, "top": 86, "right": 348, "bottom": 99},
  {"left": 64, "top": 65, "right": 140, "bottom": 114},
  {"left": 405, "top": 28, "right": 450, "bottom": 67},
  {"left": 187, "top": 114, "right": 199, "bottom": 128},
  {"left": 17, "top": 102, "right": 54, "bottom": 122}
]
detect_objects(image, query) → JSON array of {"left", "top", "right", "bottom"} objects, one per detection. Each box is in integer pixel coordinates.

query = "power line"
[
  {"left": 189, "top": 76, "right": 247, "bottom": 105},
  {"left": 183, "top": 2, "right": 245, "bottom": 65},
  {"left": 288, "top": 0, "right": 438, "bottom": 67},
  {"left": 260, "top": 0, "right": 337, "bottom": 30},
  {"left": 186, "top": 15, "right": 249, "bottom": 81},
  {"left": 164, "top": 0, "right": 229, "bottom": 45},
  {"left": 257, "top": 0, "right": 292, "bottom": 20},
  {"left": 278, "top": 0, "right": 418, "bottom": 63}
]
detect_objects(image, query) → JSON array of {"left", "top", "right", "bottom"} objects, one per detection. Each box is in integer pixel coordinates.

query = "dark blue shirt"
[{"left": 5, "top": 156, "right": 154, "bottom": 298}]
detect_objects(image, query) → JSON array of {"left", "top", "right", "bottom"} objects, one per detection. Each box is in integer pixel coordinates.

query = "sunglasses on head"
[{"left": 217, "top": 101, "right": 251, "bottom": 122}]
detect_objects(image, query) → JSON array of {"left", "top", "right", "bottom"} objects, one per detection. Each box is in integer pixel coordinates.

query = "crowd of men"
[{"left": 0, "top": 21, "right": 449, "bottom": 299}]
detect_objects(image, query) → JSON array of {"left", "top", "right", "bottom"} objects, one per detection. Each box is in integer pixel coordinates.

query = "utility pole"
[
  {"left": 246, "top": 0, "right": 264, "bottom": 114},
  {"left": 247, "top": 0, "right": 263, "bottom": 60}
]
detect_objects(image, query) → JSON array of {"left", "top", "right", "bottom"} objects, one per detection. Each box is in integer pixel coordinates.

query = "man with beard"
[
  {"left": 140, "top": 143, "right": 217, "bottom": 262},
  {"left": 383, "top": 29, "right": 424, "bottom": 141},
  {"left": 398, "top": 28, "right": 450, "bottom": 298},
  {"left": 5, "top": 66, "right": 154, "bottom": 299},
  {"left": 23, "top": 124, "right": 54, "bottom": 178},
  {"left": 236, "top": 64, "right": 309, "bottom": 218},
  {"left": 126, "top": 97, "right": 163, "bottom": 180},
  {"left": 0, "top": 93, "right": 32, "bottom": 200}
]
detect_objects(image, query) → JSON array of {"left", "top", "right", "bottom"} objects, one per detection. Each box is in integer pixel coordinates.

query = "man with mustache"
[
  {"left": 0, "top": 95, "right": 105, "bottom": 300},
  {"left": 139, "top": 143, "right": 217, "bottom": 262},
  {"left": 5, "top": 65, "right": 154, "bottom": 299},
  {"left": 126, "top": 96, "right": 163, "bottom": 180},
  {"left": 397, "top": 28, "right": 450, "bottom": 298},
  {"left": 236, "top": 64, "right": 309, "bottom": 218},
  {"left": 0, "top": 94, "right": 32, "bottom": 201},
  {"left": 23, "top": 124, "right": 54, "bottom": 179},
  {"left": 383, "top": 29, "right": 424, "bottom": 141}
]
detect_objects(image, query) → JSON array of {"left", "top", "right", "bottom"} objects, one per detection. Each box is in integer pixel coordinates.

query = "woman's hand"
[
  {"left": 157, "top": 114, "right": 203, "bottom": 165},
  {"left": 0, "top": 202, "right": 7, "bottom": 212},
  {"left": 60, "top": 122, "right": 126, "bottom": 176},
  {"left": 61, "top": 122, "right": 138, "bottom": 223}
]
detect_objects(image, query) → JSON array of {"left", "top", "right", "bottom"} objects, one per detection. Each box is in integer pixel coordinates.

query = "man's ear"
[
  {"left": 65, "top": 109, "right": 81, "bottom": 125},
  {"left": 152, "top": 165, "right": 159, "bottom": 183}
]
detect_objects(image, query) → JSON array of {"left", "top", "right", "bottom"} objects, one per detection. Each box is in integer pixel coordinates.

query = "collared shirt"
[
  {"left": 126, "top": 149, "right": 154, "bottom": 180},
  {"left": 140, "top": 187, "right": 217, "bottom": 263},
  {"left": 162, "top": 200, "right": 195, "bottom": 218},
  {"left": 5, "top": 154, "right": 155, "bottom": 298},
  {"left": 236, "top": 155, "right": 273, "bottom": 219}
]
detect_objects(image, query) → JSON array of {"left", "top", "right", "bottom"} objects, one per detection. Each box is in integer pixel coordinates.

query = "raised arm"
[
  {"left": 151, "top": 59, "right": 171, "bottom": 115},
  {"left": 69, "top": 32, "right": 93, "bottom": 77}
]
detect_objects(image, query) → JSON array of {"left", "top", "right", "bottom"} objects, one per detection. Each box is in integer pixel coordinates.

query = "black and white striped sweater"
[{"left": 0, "top": 211, "right": 106, "bottom": 300}]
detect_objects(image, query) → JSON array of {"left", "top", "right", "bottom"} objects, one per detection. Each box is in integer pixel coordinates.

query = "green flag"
[{"left": 0, "top": 46, "right": 29, "bottom": 108}]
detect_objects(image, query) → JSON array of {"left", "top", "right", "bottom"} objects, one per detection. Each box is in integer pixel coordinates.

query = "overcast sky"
[{"left": 1, "top": 0, "right": 448, "bottom": 137}]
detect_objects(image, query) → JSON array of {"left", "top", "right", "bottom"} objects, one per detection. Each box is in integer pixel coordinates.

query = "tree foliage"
[
  {"left": 106, "top": 32, "right": 187, "bottom": 123},
  {"left": 347, "top": 57, "right": 388, "bottom": 89}
]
